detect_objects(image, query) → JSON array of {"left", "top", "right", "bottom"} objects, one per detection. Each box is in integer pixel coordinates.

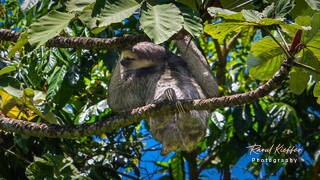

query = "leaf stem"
[{"left": 292, "top": 61, "right": 320, "bottom": 75}]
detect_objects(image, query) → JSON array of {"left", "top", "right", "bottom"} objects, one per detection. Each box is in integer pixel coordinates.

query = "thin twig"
[{"left": 264, "top": 27, "right": 293, "bottom": 59}]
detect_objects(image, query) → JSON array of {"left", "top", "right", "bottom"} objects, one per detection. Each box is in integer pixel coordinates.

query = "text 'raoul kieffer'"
[{"left": 247, "top": 144, "right": 303, "bottom": 155}]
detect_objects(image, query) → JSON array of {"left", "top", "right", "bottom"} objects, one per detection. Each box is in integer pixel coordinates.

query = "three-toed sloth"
[{"left": 108, "top": 41, "right": 218, "bottom": 155}]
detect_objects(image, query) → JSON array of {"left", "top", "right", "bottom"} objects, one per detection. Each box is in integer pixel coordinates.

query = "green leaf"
[
  {"left": 66, "top": 0, "right": 95, "bottom": 12},
  {"left": 21, "top": 0, "right": 39, "bottom": 11},
  {"left": 8, "top": 31, "right": 29, "bottom": 57},
  {"left": 0, "top": 66, "right": 16, "bottom": 76},
  {"left": 176, "top": 4, "right": 202, "bottom": 37},
  {"left": 299, "top": 50, "right": 320, "bottom": 78},
  {"left": 248, "top": 55, "right": 283, "bottom": 80},
  {"left": 305, "top": 0, "right": 320, "bottom": 10},
  {"left": 207, "top": 7, "right": 245, "bottom": 21},
  {"left": 204, "top": 22, "right": 246, "bottom": 42},
  {"left": 249, "top": 37, "right": 284, "bottom": 62},
  {"left": 28, "top": 11, "right": 75, "bottom": 47},
  {"left": 247, "top": 37, "right": 285, "bottom": 80},
  {"left": 289, "top": 68, "right": 310, "bottom": 94},
  {"left": 295, "top": 16, "right": 312, "bottom": 27},
  {"left": 263, "top": 0, "right": 295, "bottom": 18},
  {"left": 79, "top": 9, "right": 99, "bottom": 29},
  {"left": 241, "top": 10, "right": 262, "bottom": 23},
  {"left": 305, "top": 13, "right": 320, "bottom": 44},
  {"left": 46, "top": 66, "right": 67, "bottom": 101},
  {"left": 97, "top": 0, "right": 140, "bottom": 27},
  {"left": 140, "top": 2, "right": 183, "bottom": 44},
  {"left": 169, "top": 153, "right": 184, "bottom": 180},
  {"left": 314, "top": 81, "right": 320, "bottom": 97}
]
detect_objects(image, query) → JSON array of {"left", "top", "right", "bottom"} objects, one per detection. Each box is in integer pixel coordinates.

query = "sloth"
[{"left": 108, "top": 41, "right": 218, "bottom": 155}]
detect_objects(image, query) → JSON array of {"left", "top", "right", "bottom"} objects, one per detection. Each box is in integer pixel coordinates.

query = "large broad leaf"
[
  {"left": 204, "top": 22, "right": 247, "bottom": 42},
  {"left": 289, "top": 68, "right": 310, "bottom": 94},
  {"left": 305, "top": 0, "right": 320, "bottom": 10},
  {"left": 249, "top": 37, "right": 284, "bottom": 61},
  {"left": 28, "top": 11, "right": 75, "bottom": 47},
  {"left": 140, "top": 2, "right": 183, "bottom": 44},
  {"left": 305, "top": 13, "right": 320, "bottom": 59},
  {"left": 299, "top": 50, "right": 320, "bottom": 79},
  {"left": 46, "top": 66, "right": 67, "bottom": 101},
  {"left": 305, "top": 13, "right": 320, "bottom": 43},
  {"left": 176, "top": 4, "right": 202, "bottom": 37},
  {"left": 97, "top": 0, "right": 140, "bottom": 27},
  {"left": 248, "top": 55, "right": 283, "bottom": 80},
  {"left": 207, "top": 7, "right": 245, "bottom": 21},
  {"left": 66, "top": 0, "right": 95, "bottom": 12},
  {"left": 247, "top": 37, "right": 285, "bottom": 80}
]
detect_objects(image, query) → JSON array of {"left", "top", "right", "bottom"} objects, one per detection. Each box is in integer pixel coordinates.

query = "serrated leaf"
[
  {"left": 66, "top": 0, "right": 95, "bottom": 12},
  {"left": 8, "top": 31, "right": 29, "bottom": 57},
  {"left": 46, "top": 66, "right": 67, "bottom": 101},
  {"left": 97, "top": 0, "right": 140, "bottom": 27},
  {"left": 28, "top": 11, "right": 75, "bottom": 47},
  {"left": 140, "top": 2, "right": 183, "bottom": 44},
  {"left": 305, "top": 0, "right": 320, "bottom": 10},
  {"left": 176, "top": 4, "right": 202, "bottom": 37},
  {"left": 241, "top": 10, "right": 262, "bottom": 23},
  {"left": 263, "top": 0, "right": 295, "bottom": 18},
  {"left": 0, "top": 66, "right": 16, "bottom": 76},
  {"left": 289, "top": 68, "right": 310, "bottom": 94}
]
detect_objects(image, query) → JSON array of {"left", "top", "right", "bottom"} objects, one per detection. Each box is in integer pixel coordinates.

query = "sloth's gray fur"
[{"left": 108, "top": 41, "right": 217, "bottom": 154}]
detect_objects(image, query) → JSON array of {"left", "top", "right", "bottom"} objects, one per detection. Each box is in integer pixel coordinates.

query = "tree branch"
[
  {"left": 0, "top": 28, "right": 149, "bottom": 49},
  {"left": 0, "top": 57, "right": 293, "bottom": 138},
  {"left": 183, "top": 151, "right": 199, "bottom": 180},
  {"left": 214, "top": 31, "right": 242, "bottom": 86},
  {"left": 0, "top": 29, "right": 187, "bottom": 50},
  {"left": 198, "top": 152, "right": 217, "bottom": 173},
  {"left": 213, "top": 39, "right": 226, "bottom": 86}
]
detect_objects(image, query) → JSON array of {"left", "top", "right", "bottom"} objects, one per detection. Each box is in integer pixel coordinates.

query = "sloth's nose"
[
  {"left": 120, "top": 59, "right": 131, "bottom": 66},
  {"left": 120, "top": 57, "right": 135, "bottom": 67}
]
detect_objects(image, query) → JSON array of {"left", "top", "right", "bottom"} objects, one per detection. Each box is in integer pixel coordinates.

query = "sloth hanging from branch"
[{"left": 108, "top": 35, "right": 219, "bottom": 155}]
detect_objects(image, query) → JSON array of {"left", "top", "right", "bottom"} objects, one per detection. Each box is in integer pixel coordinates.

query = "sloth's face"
[{"left": 120, "top": 50, "right": 159, "bottom": 70}]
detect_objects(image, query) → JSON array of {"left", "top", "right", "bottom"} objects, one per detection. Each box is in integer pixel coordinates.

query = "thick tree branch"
[
  {"left": 0, "top": 57, "right": 293, "bottom": 138},
  {"left": 0, "top": 28, "right": 149, "bottom": 49},
  {"left": 0, "top": 29, "right": 189, "bottom": 50}
]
